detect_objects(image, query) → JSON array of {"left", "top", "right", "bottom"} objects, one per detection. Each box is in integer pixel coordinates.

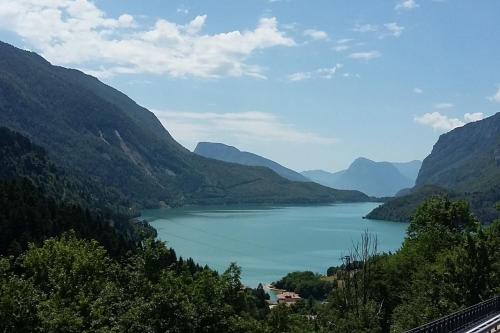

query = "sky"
[{"left": 0, "top": 0, "right": 499, "bottom": 172}]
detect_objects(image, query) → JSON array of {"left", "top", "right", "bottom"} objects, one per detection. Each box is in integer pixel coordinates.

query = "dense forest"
[
  {"left": 1, "top": 127, "right": 499, "bottom": 332},
  {"left": 1, "top": 190, "right": 499, "bottom": 332}
]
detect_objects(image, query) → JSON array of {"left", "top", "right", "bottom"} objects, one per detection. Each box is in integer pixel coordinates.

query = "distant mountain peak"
[
  {"left": 302, "top": 158, "right": 422, "bottom": 197},
  {"left": 194, "top": 141, "right": 309, "bottom": 182}
]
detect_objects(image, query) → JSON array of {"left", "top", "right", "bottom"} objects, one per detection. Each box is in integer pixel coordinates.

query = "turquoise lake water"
[{"left": 142, "top": 202, "right": 408, "bottom": 287}]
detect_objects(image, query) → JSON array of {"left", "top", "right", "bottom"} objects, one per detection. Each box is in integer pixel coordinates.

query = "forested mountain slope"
[
  {"left": 0, "top": 127, "right": 149, "bottom": 256},
  {"left": 0, "top": 41, "right": 368, "bottom": 207},
  {"left": 416, "top": 112, "right": 500, "bottom": 192},
  {"left": 367, "top": 113, "right": 500, "bottom": 223}
]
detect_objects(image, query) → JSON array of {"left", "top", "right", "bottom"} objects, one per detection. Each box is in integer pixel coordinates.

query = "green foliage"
[
  {"left": 408, "top": 197, "right": 479, "bottom": 236},
  {"left": 273, "top": 197, "right": 500, "bottom": 332},
  {"left": 274, "top": 271, "right": 335, "bottom": 300},
  {"left": 365, "top": 185, "right": 450, "bottom": 222},
  {"left": 0, "top": 126, "right": 139, "bottom": 217},
  {"left": 366, "top": 185, "right": 500, "bottom": 224},
  {"left": 0, "top": 121, "right": 498, "bottom": 332},
  {"left": 0, "top": 234, "right": 271, "bottom": 333},
  {"left": 0, "top": 179, "right": 135, "bottom": 256}
]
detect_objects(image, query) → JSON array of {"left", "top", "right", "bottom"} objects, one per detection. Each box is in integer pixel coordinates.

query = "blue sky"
[{"left": 0, "top": 0, "right": 499, "bottom": 172}]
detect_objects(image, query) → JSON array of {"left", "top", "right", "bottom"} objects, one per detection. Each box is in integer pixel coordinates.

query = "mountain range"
[
  {"left": 194, "top": 142, "right": 422, "bottom": 198},
  {"left": 194, "top": 142, "right": 309, "bottom": 182},
  {"left": 367, "top": 112, "right": 500, "bottom": 224},
  {"left": 0, "top": 41, "right": 368, "bottom": 207},
  {"left": 302, "top": 158, "right": 422, "bottom": 197}
]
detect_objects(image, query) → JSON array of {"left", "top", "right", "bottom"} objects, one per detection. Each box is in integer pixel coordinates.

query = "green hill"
[
  {"left": 0, "top": 126, "right": 151, "bottom": 256},
  {"left": 0, "top": 41, "right": 368, "bottom": 207}
]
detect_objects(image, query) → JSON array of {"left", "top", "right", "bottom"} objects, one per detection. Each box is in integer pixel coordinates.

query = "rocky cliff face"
[{"left": 416, "top": 112, "right": 500, "bottom": 192}]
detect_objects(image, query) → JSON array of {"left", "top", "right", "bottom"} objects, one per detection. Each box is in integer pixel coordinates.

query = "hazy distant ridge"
[
  {"left": 302, "top": 158, "right": 422, "bottom": 197},
  {"left": 194, "top": 142, "right": 309, "bottom": 182}
]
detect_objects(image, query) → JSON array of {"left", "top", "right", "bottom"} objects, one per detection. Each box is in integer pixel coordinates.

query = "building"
[{"left": 276, "top": 292, "right": 301, "bottom": 305}]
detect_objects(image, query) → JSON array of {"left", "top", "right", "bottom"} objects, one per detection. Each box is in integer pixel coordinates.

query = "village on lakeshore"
[{"left": 264, "top": 284, "right": 302, "bottom": 308}]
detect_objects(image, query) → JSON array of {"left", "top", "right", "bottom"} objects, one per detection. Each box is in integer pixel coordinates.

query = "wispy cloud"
[
  {"left": 414, "top": 112, "right": 484, "bottom": 132},
  {"left": 353, "top": 24, "right": 378, "bottom": 33},
  {"left": 153, "top": 110, "right": 338, "bottom": 147},
  {"left": 488, "top": 86, "right": 500, "bottom": 103},
  {"left": 303, "top": 29, "right": 328, "bottom": 41},
  {"left": 383, "top": 23, "right": 404, "bottom": 38},
  {"left": 395, "top": 0, "right": 420, "bottom": 11},
  {"left": 333, "top": 38, "right": 353, "bottom": 52},
  {"left": 334, "top": 45, "right": 350, "bottom": 52},
  {"left": 0, "top": 0, "right": 295, "bottom": 80},
  {"left": 433, "top": 102, "right": 454, "bottom": 109},
  {"left": 287, "top": 64, "right": 343, "bottom": 81},
  {"left": 353, "top": 22, "right": 405, "bottom": 38},
  {"left": 337, "top": 38, "right": 353, "bottom": 44},
  {"left": 414, "top": 87, "right": 423, "bottom": 94},
  {"left": 348, "top": 51, "right": 381, "bottom": 61}
]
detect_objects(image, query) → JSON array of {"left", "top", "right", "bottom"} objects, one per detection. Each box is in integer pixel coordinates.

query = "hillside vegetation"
[
  {"left": 367, "top": 113, "right": 500, "bottom": 223},
  {"left": 0, "top": 41, "right": 368, "bottom": 208}
]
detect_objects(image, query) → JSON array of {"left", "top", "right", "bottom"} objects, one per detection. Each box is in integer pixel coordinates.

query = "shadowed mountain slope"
[
  {"left": 366, "top": 113, "right": 500, "bottom": 223},
  {"left": 0, "top": 41, "right": 368, "bottom": 207}
]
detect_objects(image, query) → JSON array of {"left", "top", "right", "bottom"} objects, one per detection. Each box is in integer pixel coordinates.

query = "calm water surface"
[{"left": 142, "top": 202, "right": 407, "bottom": 287}]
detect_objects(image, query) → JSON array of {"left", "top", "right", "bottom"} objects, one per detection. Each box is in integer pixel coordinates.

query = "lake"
[{"left": 142, "top": 202, "right": 407, "bottom": 287}]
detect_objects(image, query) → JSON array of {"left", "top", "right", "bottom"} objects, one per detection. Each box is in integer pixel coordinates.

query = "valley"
[{"left": 0, "top": 2, "right": 499, "bottom": 330}]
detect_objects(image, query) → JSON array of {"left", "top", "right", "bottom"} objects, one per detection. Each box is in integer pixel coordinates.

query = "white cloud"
[
  {"left": 343, "top": 73, "right": 361, "bottom": 78},
  {"left": 414, "top": 112, "right": 484, "bottom": 132},
  {"left": 287, "top": 72, "right": 312, "bottom": 82},
  {"left": 383, "top": 22, "right": 404, "bottom": 38},
  {"left": 334, "top": 45, "right": 350, "bottom": 52},
  {"left": 414, "top": 87, "right": 423, "bottom": 94},
  {"left": 353, "top": 24, "right": 379, "bottom": 33},
  {"left": 153, "top": 110, "right": 337, "bottom": 147},
  {"left": 333, "top": 38, "right": 353, "bottom": 52},
  {"left": 395, "top": 0, "right": 420, "bottom": 11},
  {"left": 303, "top": 29, "right": 328, "bottom": 40},
  {"left": 0, "top": 0, "right": 295, "bottom": 79},
  {"left": 348, "top": 51, "right": 381, "bottom": 61},
  {"left": 287, "top": 64, "right": 343, "bottom": 82},
  {"left": 433, "top": 102, "right": 454, "bottom": 109},
  {"left": 353, "top": 23, "right": 404, "bottom": 38},
  {"left": 337, "top": 38, "right": 353, "bottom": 44},
  {"left": 488, "top": 86, "right": 500, "bottom": 103},
  {"left": 463, "top": 112, "right": 484, "bottom": 122}
]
